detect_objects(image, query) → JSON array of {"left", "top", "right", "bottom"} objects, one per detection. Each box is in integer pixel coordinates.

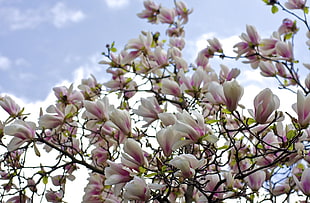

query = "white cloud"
[
  {"left": 104, "top": 0, "right": 129, "bottom": 9},
  {"left": 0, "top": 55, "right": 11, "bottom": 70},
  {"left": 0, "top": 7, "right": 43, "bottom": 30},
  {"left": 0, "top": 3, "right": 86, "bottom": 30},
  {"left": 50, "top": 2, "right": 85, "bottom": 28}
]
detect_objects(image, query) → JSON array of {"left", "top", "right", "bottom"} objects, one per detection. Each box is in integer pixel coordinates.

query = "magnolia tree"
[{"left": 1, "top": 0, "right": 310, "bottom": 202}]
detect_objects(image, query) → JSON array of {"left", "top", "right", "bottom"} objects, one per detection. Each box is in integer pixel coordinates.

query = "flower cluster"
[{"left": 1, "top": 0, "right": 310, "bottom": 202}]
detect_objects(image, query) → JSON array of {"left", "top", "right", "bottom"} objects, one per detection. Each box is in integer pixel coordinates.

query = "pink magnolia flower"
[
  {"left": 259, "top": 38, "right": 278, "bottom": 56},
  {"left": 121, "top": 138, "right": 147, "bottom": 171},
  {"left": 133, "top": 97, "right": 163, "bottom": 127},
  {"left": 45, "top": 190, "right": 63, "bottom": 202},
  {"left": 259, "top": 61, "right": 277, "bottom": 77},
  {"left": 271, "top": 183, "right": 290, "bottom": 196},
  {"left": 219, "top": 64, "right": 240, "bottom": 82},
  {"left": 83, "top": 173, "right": 106, "bottom": 202},
  {"left": 123, "top": 176, "right": 150, "bottom": 201},
  {"left": 305, "top": 73, "right": 310, "bottom": 90},
  {"left": 251, "top": 88, "right": 280, "bottom": 124},
  {"left": 234, "top": 25, "right": 260, "bottom": 58},
  {"left": 78, "top": 74, "right": 101, "bottom": 100},
  {"left": 126, "top": 32, "right": 153, "bottom": 56},
  {"left": 6, "top": 195, "right": 30, "bottom": 203},
  {"left": 104, "top": 160, "right": 132, "bottom": 185},
  {"left": 161, "top": 78, "right": 182, "bottom": 97},
  {"left": 175, "top": 1, "right": 193, "bottom": 24},
  {"left": 223, "top": 79, "right": 244, "bottom": 112},
  {"left": 53, "top": 84, "right": 84, "bottom": 106},
  {"left": 245, "top": 170, "right": 266, "bottom": 191},
  {"left": 137, "top": 0, "right": 160, "bottom": 24},
  {"left": 204, "top": 174, "right": 224, "bottom": 199},
  {"left": 292, "top": 90, "right": 310, "bottom": 128},
  {"left": 38, "top": 105, "right": 66, "bottom": 129},
  {"left": 108, "top": 108, "right": 131, "bottom": 136},
  {"left": 293, "top": 168, "right": 310, "bottom": 195},
  {"left": 207, "top": 37, "right": 223, "bottom": 53},
  {"left": 83, "top": 97, "right": 110, "bottom": 127},
  {"left": 0, "top": 95, "right": 21, "bottom": 117},
  {"left": 278, "top": 18, "right": 298, "bottom": 35},
  {"left": 285, "top": 0, "right": 306, "bottom": 9},
  {"left": 91, "top": 147, "right": 109, "bottom": 168},
  {"left": 4, "top": 120, "right": 36, "bottom": 151},
  {"left": 275, "top": 41, "right": 293, "bottom": 61},
  {"left": 156, "top": 126, "right": 182, "bottom": 157},
  {"left": 169, "top": 154, "right": 205, "bottom": 178},
  {"left": 174, "top": 111, "right": 214, "bottom": 143},
  {"left": 158, "top": 7, "right": 176, "bottom": 24},
  {"left": 205, "top": 81, "right": 226, "bottom": 105}
]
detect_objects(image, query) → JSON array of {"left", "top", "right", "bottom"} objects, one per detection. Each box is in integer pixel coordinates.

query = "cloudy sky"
[{"left": 0, "top": 0, "right": 297, "bottom": 103}]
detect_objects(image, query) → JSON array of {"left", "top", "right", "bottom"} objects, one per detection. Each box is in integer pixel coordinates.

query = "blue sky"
[{"left": 0, "top": 0, "right": 292, "bottom": 103}]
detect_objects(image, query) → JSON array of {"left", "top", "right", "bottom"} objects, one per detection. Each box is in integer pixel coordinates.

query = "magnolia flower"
[
  {"left": 173, "top": 111, "right": 211, "bottom": 143},
  {"left": 293, "top": 168, "right": 310, "bottom": 195},
  {"left": 78, "top": 74, "right": 101, "bottom": 100},
  {"left": 53, "top": 84, "right": 84, "bottom": 106},
  {"left": 108, "top": 108, "right": 131, "bottom": 135},
  {"left": 271, "top": 183, "right": 290, "bottom": 196},
  {"left": 38, "top": 105, "right": 65, "bottom": 129},
  {"left": 305, "top": 73, "right": 310, "bottom": 90},
  {"left": 156, "top": 126, "right": 182, "bottom": 156},
  {"left": 207, "top": 37, "right": 223, "bottom": 53},
  {"left": 126, "top": 32, "right": 153, "bottom": 55},
  {"left": 285, "top": 0, "right": 306, "bottom": 9},
  {"left": 104, "top": 161, "right": 132, "bottom": 185},
  {"left": 259, "top": 61, "right": 277, "bottom": 77},
  {"left": 169, "top": 154, "right": 205, "bottom": 178},
  {"left": 175, "top": 1, "right": 193, "bottom": 24},
  {"left": 91, "top": 147, "right": 109, "bottom": 168},
  {"left": 205, "top": 174, "right": 224, "bottom": 198},
  {"left": 251, "top": 88, "right": 280, "bottom": 124},
  {"left": 161, "top": 78, "right": 182, "bottom": 97},
  {"left": 4, "top": 120, "right": 36, "bottom": 151},
  {"left": 158, "top": 7, "right": 176, "bottom": 24},
  {"left": 276, "top": 41, "right": 293, "bottom": 61},
  {"left": 136, "top": 0, "right": 160, "bottom": 24},
  {"left": 245, "top": 170, "right": 266, "bottom": 191},
  {"left": 259, "top": 38, "right": 278, "bottom": 56},
  {"left": 121, "top": 138, "right": 147, "bottom": 171},
  {"left": 292, "top": 90, "right": 310, "bottom": 128},
  {"left": 223, "top": 79, "right": 244, "bottom": 112},
  {"left": 133, "top": 97, "right": 163, "bottom": 127},
  {"left": 83, "top": 97, "right": 110, "bottom": 124},
  {"left": 205, "top": 81, "right": 226, "bottom": 105},
  {"left": 219, "top": 64, "right": 240, "bottom": 82},
  {"left": 0, "top": 95, "right": 21, "bottom": 117},
  {"left": 123, "top": 176, "right": 150, "bottom": 201},
  {"left": 45, "top": 190, "right": 63, "bottom": 202}
]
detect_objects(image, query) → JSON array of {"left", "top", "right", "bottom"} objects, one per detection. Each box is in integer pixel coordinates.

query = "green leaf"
[
  {"left": 43, "top": 176, "right": 48, "bottom": 185},
  {"left": 110, "top": 47, "right": 117, "bottom": 53},
  {"left": 217, "top": 145, "right": 229, "bottom": 150},
  {"left": 145, "top": 172, "right": 157, "bottom": 178},
  {"left": 304, "top": 7, "right": 309, "bottom": 14},
  {"left": 287, "top": 130, "right": 296, "bottom": 140},
  {"left": 206, "top": 119, "right": 219, "bottom": 124},
  {"left": 284, "top": 33, "right": 293, "bottom": 40},
  {"left": 222, "top": 108, "right": 232, "bottom": 114},
  {"left": 271, "top": 5, "right": 278, "bottom": 14},
  {"left": 139, "top": 166, "right": 146, "bottom": 174},
  {"left": 246, "top": 118, "right": 256, "bottom": 125}
]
